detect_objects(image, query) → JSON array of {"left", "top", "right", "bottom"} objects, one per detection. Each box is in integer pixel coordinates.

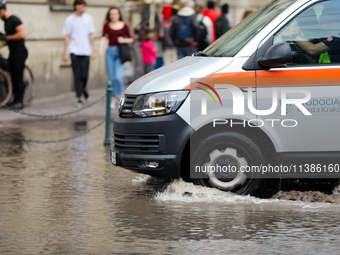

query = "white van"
[{"left": 111, "top": 0, "right": 340, "bottom": 197}]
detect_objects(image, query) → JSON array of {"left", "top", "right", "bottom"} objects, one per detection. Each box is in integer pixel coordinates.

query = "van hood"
[{"left": 125, "top": 56, "right": 234, "bottom": 95}]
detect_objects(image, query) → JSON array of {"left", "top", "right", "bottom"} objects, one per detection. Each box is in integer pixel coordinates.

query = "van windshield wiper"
[{"left": 194, "top": 51, "right": 211, "bottom": 57}]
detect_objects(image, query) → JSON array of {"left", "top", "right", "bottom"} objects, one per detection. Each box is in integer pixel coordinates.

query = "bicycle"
[{"left": 0, "top": 55, "right": 34, "bottom": 107}]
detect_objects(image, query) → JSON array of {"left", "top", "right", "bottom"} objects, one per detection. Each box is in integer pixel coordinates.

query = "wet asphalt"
[{"left": 0, "top": 89, "right": 340, "bottom": 254}]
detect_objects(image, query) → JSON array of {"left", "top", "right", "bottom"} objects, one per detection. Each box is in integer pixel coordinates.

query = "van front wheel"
[{"left": 190, "top": 131, "right": 277, "bottom": 197}]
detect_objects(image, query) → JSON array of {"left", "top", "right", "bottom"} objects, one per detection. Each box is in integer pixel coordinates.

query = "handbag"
[
  {"left": 118, "top": 28, "right": 131, "bottom": 64},
  {"left": 118, "top": 43, "right": 131, "bottom": 63}
]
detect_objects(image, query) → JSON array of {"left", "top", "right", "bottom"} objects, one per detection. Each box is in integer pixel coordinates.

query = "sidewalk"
[{"left": 0, "top": 88, "right": 118, "bottom": 126}]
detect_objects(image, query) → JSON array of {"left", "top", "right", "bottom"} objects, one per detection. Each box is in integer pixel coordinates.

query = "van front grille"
[
  {"left": 114, "top": 133, "right": 166, "bottom": 153},
  {"left": 120, "top": 95, "right": 138, "bottom": 118}
]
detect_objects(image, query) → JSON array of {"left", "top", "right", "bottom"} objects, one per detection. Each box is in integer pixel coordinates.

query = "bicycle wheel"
[
  {"left": 0, "top": 68, "right": 12, "bottom": 107},
  {"left": 23, "top": 65, "right": 34, "bottom": 107}
]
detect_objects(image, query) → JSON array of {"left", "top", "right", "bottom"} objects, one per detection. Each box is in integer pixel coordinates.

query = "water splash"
[
  {"left": 132, "top": 175, "right": 150, "bottom": 183},
  {"left": 155, "top": 179, "right": 340, "bottom": 208},
  {"left": 132, "top": 175, "right": 167, "bottom": 186},
  {"left": 333, "top": 184, "right": 340, "bottom": 195}
]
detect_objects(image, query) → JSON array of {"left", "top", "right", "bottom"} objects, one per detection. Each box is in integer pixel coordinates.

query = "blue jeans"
[
  {"left": 106, "top": 46, "right": 124, "bottom": 97},
  {"left": 176, "top": 46, "right": 197, "bottom": 59}
]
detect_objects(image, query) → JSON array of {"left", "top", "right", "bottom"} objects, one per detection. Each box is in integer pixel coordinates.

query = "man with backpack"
[
  {"left": 195, "top": 4, "right": 213, "bottom": 52},
  {"left": 170, "top": 0, "right": 198, "bottom": 59},
  {"left": 160, "top": 6, "right": 179, "bottom": 65}
]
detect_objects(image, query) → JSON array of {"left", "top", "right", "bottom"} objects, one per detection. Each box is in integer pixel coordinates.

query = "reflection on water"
[
  {"left": 0, "top": 119, "right": 340, "bottom": 254},
  {"left": 74, "top": 121, "right": 88, "bottom": 131},
  {"left": 0, "top": 130, "right": 25, "bottom": 156}
]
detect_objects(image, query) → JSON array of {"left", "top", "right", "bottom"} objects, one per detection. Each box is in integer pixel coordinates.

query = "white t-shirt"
[
  {"left": 197, "top": 14, "right": 213, "bottom": 44},
  {"left": 62, "top": 13, "right": 95, "bottom": 56}
]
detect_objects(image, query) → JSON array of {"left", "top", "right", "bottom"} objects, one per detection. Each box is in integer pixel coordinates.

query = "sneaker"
[
  {"left": 76, "top": 100, "right": 83, "bottom": 108},
  {"left": 9, "top": 102, "right": 24, "bottom": 110},
  {"left": 83, "top": 90, "right": 90, "bottom": 101},
  {"left": 110, "top": 101, "right": 117, "bottom": 109}
]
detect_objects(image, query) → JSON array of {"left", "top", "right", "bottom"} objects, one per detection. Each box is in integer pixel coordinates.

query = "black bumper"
[{"left": 111, "top": 113, "right": 192, "bottom": 178}]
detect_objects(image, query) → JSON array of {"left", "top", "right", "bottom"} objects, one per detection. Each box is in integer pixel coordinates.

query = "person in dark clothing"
[
  {"left": 215, "top": 4, "right": 230, "bottom": 39},
  {"left": 161, "top": 7, "right": 179, "bottom": 65},
  {"left": 0, "top": 0, "right": 28, "bottom": 110},
  {"left": 170, "top": 0, "right": 198, "bottom": 59}
]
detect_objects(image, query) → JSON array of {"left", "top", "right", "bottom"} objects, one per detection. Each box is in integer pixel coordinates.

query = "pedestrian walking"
[
  {"left": 99, "top": 7, "right": 133, "bottom": 109},
  {"left": 160, "top": 6, "right": 178, "bottom": 65},
  {"left": 141, "top": 28, "right": 158, "bottom": 74},
  {"left": 195, "top": 4, "right": 213, "bottom": 52},
  {"left": 0, "top": 0, "right": 28, "bottom": 110},
  {"left": 62, "top": 0, "right": 95, "bottom": 108},
  {"left": 202, "top": 0, "right": 221, "bottom": 42},
  {"left": 170, "top": 0, "right": 198, "bottom": 59},
  {"left": 132, "top": 18, "right": 149, "bottom": 81},
  {"left": 215, "top": 4, "right": 230, "bottom": 39}
]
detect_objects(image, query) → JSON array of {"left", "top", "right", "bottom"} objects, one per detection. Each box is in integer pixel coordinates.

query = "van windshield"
[{"left": 203, "top": 0, "right": 298, "bottom": 57}]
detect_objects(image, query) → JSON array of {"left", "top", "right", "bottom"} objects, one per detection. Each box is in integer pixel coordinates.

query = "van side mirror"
[{"left": 258, "top": 42, "right": 292, "bottom": 68}]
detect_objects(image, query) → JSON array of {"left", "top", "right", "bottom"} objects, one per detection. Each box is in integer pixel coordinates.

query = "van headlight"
[{"left": 131, "top": 91, "right": 189, "bottom": 117}]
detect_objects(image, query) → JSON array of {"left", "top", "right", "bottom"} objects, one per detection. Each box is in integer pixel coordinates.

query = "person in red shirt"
[
  {"left": 202, "top": 0, "right": 221, "bottom": 42},
  {"left": 99, "top": 7, "right": 133, "bottom": 109}
]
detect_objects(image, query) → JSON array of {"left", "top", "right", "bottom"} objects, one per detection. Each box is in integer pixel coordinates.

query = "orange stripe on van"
[
  {"left": 257, "top": 69, "right": 340, "bottom": 86},
  {"left": 183, "top": 72, "right": 256, "bottom": 90},
  {"left": 183, "top": 69, "right": 340, "bottom": 90}
]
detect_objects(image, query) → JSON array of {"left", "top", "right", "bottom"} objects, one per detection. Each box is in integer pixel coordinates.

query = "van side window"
[{"left": 274, "top": 0, "right": 340, "bottom": 65}]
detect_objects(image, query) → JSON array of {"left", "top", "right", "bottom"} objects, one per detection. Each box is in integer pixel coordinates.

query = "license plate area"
[{"left": 110, "top": 150, "right": 117, "bottom": 166}]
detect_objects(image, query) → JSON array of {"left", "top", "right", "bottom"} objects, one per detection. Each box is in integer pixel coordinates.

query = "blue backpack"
[{"left": 177, "top": 17, "right": 193, "bottom": 42}]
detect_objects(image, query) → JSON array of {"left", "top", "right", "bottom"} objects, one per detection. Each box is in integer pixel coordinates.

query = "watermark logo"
[
  {"left": 197, "top": 82, "right": 223, "bottom": 106},
  {"left": 198, "top": 82, "right": 222, "bottom": 116},
  {"left": 199, "top": 84, "right": 312, "bottom": 116}
]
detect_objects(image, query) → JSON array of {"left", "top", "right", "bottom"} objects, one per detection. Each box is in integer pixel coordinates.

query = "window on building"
[
  {"left": 49, "top": 0, "right": 74, "bottom": 11},
  {"left": 49, "top": 0, "right": 66, "bottom": 5}
]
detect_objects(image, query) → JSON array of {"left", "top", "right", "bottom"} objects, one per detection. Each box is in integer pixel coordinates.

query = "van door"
[{"left": 256, "top": 0, "right": 340, "bottom": 154}]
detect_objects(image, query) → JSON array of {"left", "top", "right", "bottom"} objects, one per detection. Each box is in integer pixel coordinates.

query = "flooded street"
[{"left": 1, "top": 119, "right": 340, "bottom": 254}]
